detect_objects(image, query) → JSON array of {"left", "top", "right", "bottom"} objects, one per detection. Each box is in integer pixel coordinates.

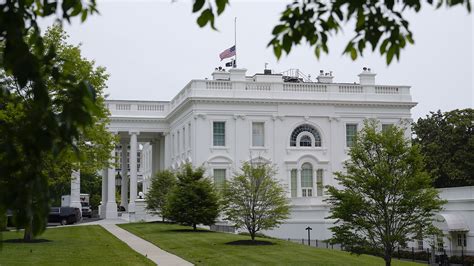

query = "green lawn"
[
  {"left": 120, "top": 222, "right": 421, "bottom": 266},
  {"left": 0, "top": 225, "right": 153, "bottom": 265}
]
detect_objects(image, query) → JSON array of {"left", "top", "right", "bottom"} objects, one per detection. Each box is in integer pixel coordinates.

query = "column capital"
[{"left": 129, "top": 130, "right": 140, "bottom": 136}]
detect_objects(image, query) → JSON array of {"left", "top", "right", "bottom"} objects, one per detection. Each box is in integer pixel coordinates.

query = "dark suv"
[{"left": 48, "top": 207, "right": 81, "bottom": 225}]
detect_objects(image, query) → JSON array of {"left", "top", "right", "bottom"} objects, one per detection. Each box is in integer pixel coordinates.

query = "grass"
[
  {"left": 0, "top": 225, "right": 153, "bottom": 265},
  {"left": 120, "top": 222, "right": 422, "bottom": 266}
]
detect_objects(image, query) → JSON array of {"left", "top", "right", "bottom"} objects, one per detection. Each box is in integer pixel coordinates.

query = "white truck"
[{"left": 61, "top": 193, "right": 92, "bottom": 218}]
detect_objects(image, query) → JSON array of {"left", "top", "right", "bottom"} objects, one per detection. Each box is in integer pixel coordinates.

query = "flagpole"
[{"left": 234, "top": 17, "right": 237, "bottom": 68}]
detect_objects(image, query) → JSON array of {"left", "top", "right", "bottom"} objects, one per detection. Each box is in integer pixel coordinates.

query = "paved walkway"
[{"left": 101, "top": 224, "right": 193, "bottom": 266}]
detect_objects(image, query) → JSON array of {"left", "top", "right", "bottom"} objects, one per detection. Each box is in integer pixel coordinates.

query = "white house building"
[{"left": 96, "top": 67, "right": 472, "bottom": 252}]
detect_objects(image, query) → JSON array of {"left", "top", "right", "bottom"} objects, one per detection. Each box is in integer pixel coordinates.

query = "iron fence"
[{"left": 286, "top": 238, "right": 474, "bottom": 266}]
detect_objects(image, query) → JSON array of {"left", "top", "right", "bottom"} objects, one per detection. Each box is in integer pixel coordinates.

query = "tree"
[
  {"left": 192, "top": 0, "right": 470, "bottom": 64},
  {"left": 145, "top": 170, "right": 177, "bottom": 221},
  {"left": 0, "top": 25, "right": 114, "bottom": 241},
  {"left": 326, "top": 121, "right": 445, "bottom": 266},
  {"left": 413, "top": 109, "right": 474, "bottom": 188},
  {"left": 164, "top": 164, "right": 220, "bottom": 230},
  {"left": 1, "top": 2, "right": 100, "bottom": 241},
  {"left": 223, "top": 161, "right": 290, "bottom": 241}
]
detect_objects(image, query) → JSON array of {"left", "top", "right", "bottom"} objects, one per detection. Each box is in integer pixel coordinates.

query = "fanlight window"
[{"left": 290, "top": 124, "right": 322, "bottom": 147}]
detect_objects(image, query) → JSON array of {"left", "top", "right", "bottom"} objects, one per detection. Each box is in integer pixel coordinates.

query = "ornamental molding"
[
  {"left": 271, "top": 115, "right": 285, "bottom": 121},
  {"left": 233, "top": 114, "right": 246, "bottom": 120},
  {"left": 193, "top": 113, "right": 207, "bottom": 120}
]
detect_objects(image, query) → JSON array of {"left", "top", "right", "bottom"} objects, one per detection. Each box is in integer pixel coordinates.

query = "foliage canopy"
[
  {"left": 164, "top": 164, "right": 220, "bottom": 230},
  {"left": 191, "top": 0, "right": 470, "bottom": 64},
  {"left": 145, "top": 170, "right": 177, "bottom": 221},
  {"left": 413, "top": 109, "right": 474, "bottom": 188},
  {"left": 326, "top": 121, "right": 445, "bottom": 266},
  {"left": 223, "top": 161, "right": 290, "bottom": 241}
]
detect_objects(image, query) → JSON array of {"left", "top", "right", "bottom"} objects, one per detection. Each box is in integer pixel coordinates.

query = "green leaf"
[
  {"left": 216, "top": 0, "right": 228, "bottom": 15},
  {"left": 273, "top": 44, "right": 282, "bottom": 59},
  {"left": 192, "top": 0, "right": 205, "bottom": 13},
  {"left": 197, "top": 9, "right": 213, "bottom": 28},
  {"left": 272, "top": 25, "right": 287, "bottom": 35},
  {"left": 386, "top": 44, "right": 396, "bottom": 65}
]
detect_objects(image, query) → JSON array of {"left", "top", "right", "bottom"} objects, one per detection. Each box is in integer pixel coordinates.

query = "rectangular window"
[
  {"left": 177, "top": 131, "right": 180, "bottom": 153},
  {"left": 316, "top": 169, "right": 323, "bottom": 196},
  {"left": 213, "top": 121, "right": 226, "bottom": 146},
  {"left": 417, "top": 240, "right": 424, "bottom": 250},
  {"left": 346, "top": 124, "right": 357, "bottom": 147},
  {"left": 213, "top": 169, "right": 226, "bottom": 190},
  {"left": 382, "top": 123, "right": 393, "bottom": 132},
  {"left": 291, "top": 169, "right": 297, "bottom": 197},
  {"left": 301, "top": 168, "right": 313, "bottom": 197},
  {"left": 252, "top": 122, "right": 265, "bottom": 147},
  {"left": 188, "top": 123, "right": 192, "bottom": 149},
  {"left": 458, "top": 233, "right": 467, "bottom": 247},
  {"left": 183, "top": 127, "right": 186, "bottom": 151},
  {"left": 172, "top": 134, "right": 175, "bottom": 156}
]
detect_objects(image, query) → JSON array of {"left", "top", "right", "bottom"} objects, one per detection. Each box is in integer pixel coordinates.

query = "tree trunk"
[
  {"left": 250, "top": 230, "right": 255, "bottom": 241},
  {"left": 23, "top": 217, "right": 33, "bottom": 242},
  {"left": 384, "top": 249, "right": 392, "bottom": 266},
  {"left": 193, "top": 223, "right": 196, "bottom": 231}
]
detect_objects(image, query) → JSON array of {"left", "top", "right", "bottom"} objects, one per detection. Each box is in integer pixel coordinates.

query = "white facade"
[{"left": 102, "top": 67, "right": 434, "bottom": 240}]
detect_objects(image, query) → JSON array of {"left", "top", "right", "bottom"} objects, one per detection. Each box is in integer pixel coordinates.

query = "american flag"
[{"left": 219, "top": 45, "right": 236, "bottom": 61}]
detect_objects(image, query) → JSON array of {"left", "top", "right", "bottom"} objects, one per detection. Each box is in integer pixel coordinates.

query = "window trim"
[
  {"left": 213, "top": 168, "right": 226, "bottom": 190},
  {"left": 289, "top": 123, "right": 323, "bottom": 148},
  {"left": 251, "top": 121, "right": 266, "bottom": 148},
  {"left": 345, "top": 123, "right": 358, "bottom": 148},
  {"left": 212, "top": 121, "right": 227, "bottom": 147}
]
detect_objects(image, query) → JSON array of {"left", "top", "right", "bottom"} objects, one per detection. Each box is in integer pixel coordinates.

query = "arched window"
[
  {"left": 290, "top": 124, "right": 322, "bottom": 147},
  {"left": 299, "top": 135, "right": 312, "bottom": 146},
  {"left": 301, "top": 163, "right": 313, "bottom": 197}
]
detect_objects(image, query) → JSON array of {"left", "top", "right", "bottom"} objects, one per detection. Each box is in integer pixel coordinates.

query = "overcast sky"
[{"left": 40, "top": 0, "right": 473, "bottom": 120}]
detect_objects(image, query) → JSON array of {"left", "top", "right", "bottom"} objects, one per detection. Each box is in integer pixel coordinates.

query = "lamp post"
[{"left": 305, "top": 226, "right": 312, "bottom": 246}]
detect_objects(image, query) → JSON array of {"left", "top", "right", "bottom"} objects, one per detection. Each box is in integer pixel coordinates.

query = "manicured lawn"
[
  {"left": 120, "top": 222, "right": 421, "bottom": 266},
  {"left": 0, "top": 225, "right": 153, "bottom": 265}
]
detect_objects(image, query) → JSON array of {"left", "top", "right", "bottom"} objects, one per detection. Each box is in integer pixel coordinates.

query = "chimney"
[
  {"left": 358, "top": 67, "right": 376, "bottom": 85},
  {"left": 229, "top": 68, "right": 247, "bottom": 81},
  {"left": 317, "top": 69, "right": 334, "bottom": 83},
  {"left": 212, "top": 67, "right": 230, "bottom": 80}
]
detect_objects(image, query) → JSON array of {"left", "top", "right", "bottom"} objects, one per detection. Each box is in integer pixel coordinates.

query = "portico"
[{"left": 99, "top": 100, "right": 170, "bottom": 220}]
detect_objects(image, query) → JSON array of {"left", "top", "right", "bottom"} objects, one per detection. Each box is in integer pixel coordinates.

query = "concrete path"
[{"left": 101, "top": 224, "right": 193, "bottom": 266}]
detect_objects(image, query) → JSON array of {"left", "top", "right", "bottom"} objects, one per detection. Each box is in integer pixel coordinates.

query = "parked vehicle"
[
  {"left": 48, "top": 207, "right": 81, "bottom": 225},
  {"left": 61, "top": 193, "right": 91, "bottom": 218},
  {"left": 81, "top": 202, "right": 92, "bottom": 218}
]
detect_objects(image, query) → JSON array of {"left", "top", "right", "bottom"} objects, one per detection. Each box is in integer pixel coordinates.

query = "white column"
[
  {"left": 159, "top": 136, "right": 165, "bottom": 170},
  {"left": 151, "top": 140, "right": 160, "bottom": 175},
  {"left": 105, "top": 148, "right": 117, "bottom": 219},
  {"left": 120, "top": 143, "right": 128, "bottom": 211},
  {"left": 128, "top": 131, "right": 139, "bottom": 212},
  {"left": 164, "top": 132, "right": 171, "bottom": 168},
  {"left": 312, "top": 169, "right": 317, "bottom": 197},
  {"left": 296, "top": 169, "right": 302, "bottom": 197},
  {"left": 70, "top": 169, "right": 82, "bottom": 215},
  {"left": 100, "top": 168, "right": 107, "bottom": 218}
]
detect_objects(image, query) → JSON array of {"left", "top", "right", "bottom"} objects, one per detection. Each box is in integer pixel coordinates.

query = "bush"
[{"left": 449, "top": 255, "right": 474, "bottom": 266}]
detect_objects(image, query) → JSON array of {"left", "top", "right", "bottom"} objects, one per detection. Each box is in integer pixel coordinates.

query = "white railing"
[
  {"left": 246, "top": 83, "right": 271, "bottom": 91},
  {"left": 116, "top": 104, "right": 131, "bottom": 110},
  {"left": 206, "top": 81, "right": 232, "bottom": 90},
  {"left": 137, "top": 104, "right": 165, "bottom": 111},
  {"left": 375, "top": 86, "right": 399, "bottom": 94},
  {"left": 338, "top": 85, "right": 363, "bottom": 93},
  {"left": 283, "top": 83, "right": 327, "bottom": 92}
]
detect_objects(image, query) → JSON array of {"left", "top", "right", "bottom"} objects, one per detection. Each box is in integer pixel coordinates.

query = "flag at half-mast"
[{"left": 219, "top": 45, "right": 236, "bottom": 61}]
